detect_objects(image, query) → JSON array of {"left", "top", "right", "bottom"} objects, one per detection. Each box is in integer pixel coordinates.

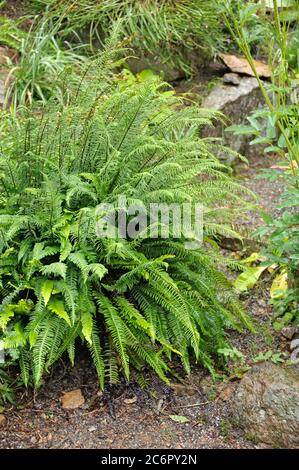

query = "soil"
[{"left": 0, "top": 1, "right": 30, "bottom": 21}]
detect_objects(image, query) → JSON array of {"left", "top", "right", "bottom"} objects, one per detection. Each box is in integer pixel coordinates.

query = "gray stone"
[
  {"left": 201, "top": 77, "right": 265, "bottom": 163},
  {"left": 281, "top": 326, "right": 297, "bottom": 340},
  {"left": 0, "top": 79, "right": 4, "bottom": 108},
  {"left": 222, "top": 72, "right": 241, "bottom": 86},
  {"left": 233, "top": 362, "right": 299, "bottom": 448}
]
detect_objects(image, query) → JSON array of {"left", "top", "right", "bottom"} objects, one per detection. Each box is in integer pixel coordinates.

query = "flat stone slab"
[
  {"left": 0, "top": 79, "right": 5, "bottom": 107},
  {"left": 219, "top": 53, "right": 271, "bottom": 78},
  {"left": 201, "top": 77, "right": 265, "bottom": 162},
  {"left": 233, "top": 362, "right": 299, "bottom": 448},
  {"left": 202, "top": 76, "right": 259, "bottom": 110}
]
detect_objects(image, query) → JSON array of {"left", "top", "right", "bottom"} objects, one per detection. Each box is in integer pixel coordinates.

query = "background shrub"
[{"left": 28, "top": 0, "right": 226, "bottom": 75}]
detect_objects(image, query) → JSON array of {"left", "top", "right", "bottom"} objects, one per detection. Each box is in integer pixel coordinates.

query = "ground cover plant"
[
  {"left": 2, "top": 15, "right": 86, "bottom": 108},
  {"left": 221, "top": 0, "right": 299, "bottom": 327},
  {"left": 28, "top": 0, "right": 226, "bottom": 75},
  {"left": 0, "top": 40, "right": 254, "bottom": 393}
]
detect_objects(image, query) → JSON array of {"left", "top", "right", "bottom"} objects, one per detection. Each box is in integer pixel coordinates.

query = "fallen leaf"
[
  {"left": 0, "top": 415, "right": 6, "bottom": 427},
  {"left": 270, "top": 161, "right": 298, "bottom": 170},
  {"left": 170, "top": 383, "right": 197, "bottom": 396},
  {"left": 169, "top": 414, "right": 189, "bottom": 424},
  {"left": 219, "top": 53, "right": 271, "bottom": 78},
  {"left": 281, "top": 326, "right": 296, "bottom": 340},
  {"left": 218, "top": 385, "right": 233, "bottom": 402},
  {"left": 157, "top": 398, "right": 164, "bottom": 412},
  {"left": 124, "top": 396, "right": 137, "bottom": 404},
  {"left": 61, "top": 389, "right": 85, "bottom": 410},
  {"left": 270, "top": 271, "right": 288, "bottom": 299},
  {"left": 0, "top": 46, "right": 19, "bottom": 65}
]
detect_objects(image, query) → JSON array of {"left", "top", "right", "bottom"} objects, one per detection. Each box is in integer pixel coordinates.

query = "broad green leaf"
[
  {"left": 242, "top": 252, "right": 266, "bottom": 264},
  {"left": 88, "top": 263, "right": 107, "bottom": 280},
  {"left": 41, "top": 280, "right": 54, "bottom": 306},
  {"left": 42, "top": 262, "right": 67, "bottom": 280},
  {"left": 270, "top": 271, "right": 288, "bottom": 299},
  {"left": 4, "top": 321, "right": 26, "bottom": 348},
  {"left": 137, "top": 69, "right": 157, "bottom": 82},
  {"left": 0, "top": 305, "right": 14, "bottom": 330},
  {"left": 225, "top": 124, "right": 258, "bottom": 135},
  {"left": 234, "top": 266, "right": 267, "bottom": 292},
  {"left": 81, "top": 310, "right": 93, "bottom": 345},
  {"left": 47, "top": 299, "right": 71, "bottom": 326}
]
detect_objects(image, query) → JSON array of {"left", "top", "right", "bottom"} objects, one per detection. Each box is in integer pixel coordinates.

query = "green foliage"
[
  {"left": 0, "top": 15, "right": 25, "bottom": 50},
  {"left": 254, "top": 177, "right": 299, "bottom": 327},
  {"left": 233, "top": 252, "right": 268, "bottom": 292},
  {"left": 0, "top": 367, "right": 14, "bottom": 405},
  {"left": 222, "top": 0, "right": 299, "bottom": 327},
  {"left": 3, "top": 16, "right": 86, "bottom": 108},
  {"left": 0, "top": 49, "right": 254, "bottom": 390},
  {"left": 222, "top": 0, "right": 299, "bottom": 167},
  {"left": 217, "top": 346, "right": 245, "bottom": 363},
  {"left": 286, "top": 24, "right": 299, "bottom": 71},
  {"left": 29, "top": 0, "right": 225, "bottom": 75},
  {"left": 253, "top": 349, "right": 286, "bottom": 364}
]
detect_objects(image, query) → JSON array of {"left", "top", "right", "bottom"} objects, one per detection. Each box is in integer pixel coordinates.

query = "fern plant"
[{"left": 0, "top": 49, "right": 254, "bottom": 390}]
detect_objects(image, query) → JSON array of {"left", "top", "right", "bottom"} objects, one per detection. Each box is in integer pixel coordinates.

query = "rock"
[
  {"left": 222, "top": 72, "right": 241, "bottom": 86},
  {"left": 290, "top": 338, "right": 299, "bottom": 351},
  {"left": 61, "top": 389, "right": 85, "bottom": 410},
  {"left": 219, "top": 53, "right": 271, "bottom": 78},
  {"left": 0, "top": 46, "right": 19, "bottom": 108},
  {"left": 0, "top": 414, "right": 6, "bottom": 427},
  {"left": 201, "top": 76, "right": 265, "bottom": 163},
  {"left": 170, "top": 383, "right": 198, "bottom": 396},
  {"left": 233, "top": 362, "right": 299, "bottom": 448},
  {"left": 218, "top": 384, "right": 233, "bottom": 402},
  {"left": 0, "top": 79, "right": 4, "bottom": 107},
  {"left": 0, "top": 46, "right": 18, "bottom": 66},
  {"left": 281, "top": 326, "right": 297, "bottom": 340}
]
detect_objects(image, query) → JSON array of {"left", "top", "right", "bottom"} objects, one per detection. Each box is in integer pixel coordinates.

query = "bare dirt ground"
[
  {"left": 0, "top": 0, "right": 30, "bottom": 21},
  {"left": 0, "top": 149, "right": 287, "bottom": 450}
]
